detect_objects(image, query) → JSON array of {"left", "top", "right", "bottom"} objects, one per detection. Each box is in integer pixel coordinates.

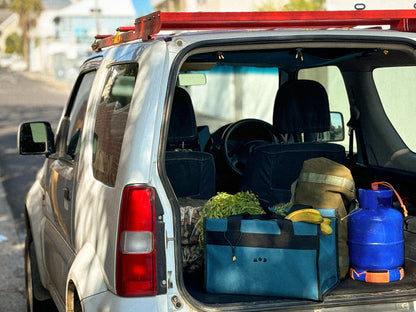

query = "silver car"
[{"left": 19, "top": 10, "right": 416, "bottom": 312}]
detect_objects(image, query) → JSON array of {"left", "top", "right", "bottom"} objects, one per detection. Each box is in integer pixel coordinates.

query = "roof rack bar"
[
  {"left": 92, "top": 10, "right": 416, "bottom": 52},
  {"left": 158, "top": 10, "right": 416, "bottom": 31}
]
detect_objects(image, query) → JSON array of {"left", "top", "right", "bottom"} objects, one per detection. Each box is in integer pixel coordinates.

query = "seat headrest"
[
  {"left": 273, "top": 80, "right": 330, "bottom": 135},
  {"left": 167, "top": 87, "right": 199, "bottom": 150}
]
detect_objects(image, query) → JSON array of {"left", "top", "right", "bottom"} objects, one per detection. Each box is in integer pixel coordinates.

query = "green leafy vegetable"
[
  {"left": 270, "top": 202, "right": 292, "bottom": 217},
  {"left": 196, "top": 191, "right": 264, "bottom": 246}
]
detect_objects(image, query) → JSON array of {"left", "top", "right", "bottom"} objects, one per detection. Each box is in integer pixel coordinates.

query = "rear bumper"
[{"left": 81, "top": 290, "right": 168, "bottom": 312}]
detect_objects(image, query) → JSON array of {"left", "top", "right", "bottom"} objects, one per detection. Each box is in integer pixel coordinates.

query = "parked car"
[{"left": 19, "top": 9, "right": 416, "bottom": 312}]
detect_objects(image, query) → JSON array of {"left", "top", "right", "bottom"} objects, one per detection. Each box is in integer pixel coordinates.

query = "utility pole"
[{"left": 90, "top": 0, "right": 101, "bottom": 34}]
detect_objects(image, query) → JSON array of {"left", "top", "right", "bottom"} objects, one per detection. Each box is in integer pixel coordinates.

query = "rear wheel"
[{"left": 25, "top": 229, "right": 57, "bottom": 312}]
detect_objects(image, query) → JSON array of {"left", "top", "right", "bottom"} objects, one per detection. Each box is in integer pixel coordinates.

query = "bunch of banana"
[{"left": 285, "top": 209, "right": 333, "bottom": 235}]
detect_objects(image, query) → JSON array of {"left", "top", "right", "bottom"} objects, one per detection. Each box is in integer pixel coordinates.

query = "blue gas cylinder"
[{"left": 348, "top": 187, "right": 404, "bottom": 271}]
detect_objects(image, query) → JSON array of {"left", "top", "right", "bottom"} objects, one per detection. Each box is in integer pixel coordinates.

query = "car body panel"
[{"left": 20, "top": 14, "right": 416, "bottom": 312}]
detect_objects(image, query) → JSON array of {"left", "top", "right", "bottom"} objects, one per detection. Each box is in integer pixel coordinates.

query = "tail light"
[{"left": 116, "top": 186, "right": 157, "bottom": 296}]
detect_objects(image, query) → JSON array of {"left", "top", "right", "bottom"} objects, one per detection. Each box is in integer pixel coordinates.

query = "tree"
[
  {"left": 10, "top": 0, "right": 42, "bottom": 69},
  {"left": 257, "top": 0, "right": 325, "bottom": 11},
  {"left": 282, "top": 0, "right": 325, "bottom": 11},
  {"left": 5, "top": 33, "right": 23, "bottom": 54}
]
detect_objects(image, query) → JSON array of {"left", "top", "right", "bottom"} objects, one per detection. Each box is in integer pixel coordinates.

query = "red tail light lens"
[{"left": 116, "top": 186, "right": 157, "bottom": 297}]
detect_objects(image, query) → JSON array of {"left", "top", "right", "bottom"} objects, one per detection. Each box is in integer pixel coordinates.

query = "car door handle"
[{"left": 63, "top": 187, "right": 71, "bottom": 201}]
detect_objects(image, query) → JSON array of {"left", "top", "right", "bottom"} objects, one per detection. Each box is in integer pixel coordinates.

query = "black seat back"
[
  {"left": 167, "top": 87, "right": 200, "bottom": 151},
  {"left": 274, "top": 80, "right": 330, "bottom": 142},
  {"left": 165, "top": 87, "right": 215, "bottom": 199},
  {"left": 165, "top": 151, "right": 215, "bottom": 199},
  {"left": 242, "top": 80, "right": 345, "bottom": 206},
  {"left": 242, "top": 143, "right": 346, "bottom": 206}
]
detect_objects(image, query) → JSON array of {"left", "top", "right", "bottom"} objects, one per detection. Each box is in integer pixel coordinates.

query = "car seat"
[
  {"left": 165, "top": 87, "right": 216, "bottom": 199},
  {"left": 274, "top": 79, "right": 331, "bottom": 143},
  {"left": 241, "top": 80, "right": 346, "bottom": 207}
]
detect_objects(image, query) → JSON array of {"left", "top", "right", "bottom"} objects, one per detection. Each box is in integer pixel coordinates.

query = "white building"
[
  {"left": 151, "top": 0, "right": 286, "bottom": 12},
  {"left": 152, "top": 0, "right": 415, "bottom": 12},
  {"left": 326, "top": 0, "right": 415, "bottom": 10},
  {"left": 32, "top": 0, "right": 135, "bottom": 81},
  {"left": 0, "top": 9, "right": 19, "bottom": 53}
]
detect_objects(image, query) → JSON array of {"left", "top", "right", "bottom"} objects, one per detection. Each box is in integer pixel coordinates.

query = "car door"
[{"left": 43, "top": 69, "right": 97, "bottom": 303}]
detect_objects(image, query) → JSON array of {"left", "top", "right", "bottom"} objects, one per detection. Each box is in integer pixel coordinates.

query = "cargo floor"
[{"left": 183, "top": 271, "right": 416, "bottom": 305}]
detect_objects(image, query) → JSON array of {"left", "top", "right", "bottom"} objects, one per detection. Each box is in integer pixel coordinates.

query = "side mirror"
[
  {"left": 329, "top": 112, "right": 345, "bottom": 141},
  {"left": 317, "top": 112, "right": 345, "bottom": 142},
  {"left": 18, "top": 122, "right": 55, "bottom": 155}
]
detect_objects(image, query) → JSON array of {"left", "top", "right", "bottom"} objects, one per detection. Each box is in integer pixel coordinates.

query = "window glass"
[
  {"left": 92, "top": 63, "right": 138, "bottom": 186},
  {"left": 187, "top": 65, "right": 278, "bottom": 132},
  {"left": 66, "top": 71, "right": 96, "bottom": 159},
  {"left": 373, "top": 66, "right": 416, "bottom": 152},
  {"left": 185, "top": 65, "right": 349, "bottom": 146},
  {"left": 298, "top": 66, "right": 350, "bottom": 148}
]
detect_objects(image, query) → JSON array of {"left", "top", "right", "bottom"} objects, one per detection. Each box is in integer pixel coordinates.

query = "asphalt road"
[
  {"left": 0, "top": 68, "right": 70, "bottom": 238},
  {"left": 0, "top": 67, "right": 70, "bottom": 311}
]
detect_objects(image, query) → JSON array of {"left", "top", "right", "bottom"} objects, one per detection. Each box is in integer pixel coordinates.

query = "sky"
[{"left": 131, "top": 0, "right": 154, "bottom": 17}]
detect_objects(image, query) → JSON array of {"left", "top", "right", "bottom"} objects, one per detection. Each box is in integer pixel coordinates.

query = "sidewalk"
[
  {"left": 0, "top": 180, "right": 25, "bottom": 311},
  {"left": 0, "top": 67, "right": 70, "bottom": 311}
]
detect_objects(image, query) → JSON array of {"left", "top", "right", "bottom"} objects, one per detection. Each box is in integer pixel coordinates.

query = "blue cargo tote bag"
[{"left": 204, "top": 213, "right": 338, "bottom": 301}]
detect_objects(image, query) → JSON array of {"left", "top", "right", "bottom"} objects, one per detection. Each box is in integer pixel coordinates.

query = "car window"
[
  {"left": 185, "top": 64, "right": 349, "bottom": 146},
  {"left": 187, "top": 65, "right": 278, "bottom": 132},
  {"left": 92, "top": 63, "right": 138, "bottom": 187},
  {"left": 66, "top": 71, "right": 96, "bottom": 159},
  {"left": 298, "top": 66, "right": 350, "bottom": 148},
  {"left": 373, "top": 66, "right": 416, "bottom": 152}
]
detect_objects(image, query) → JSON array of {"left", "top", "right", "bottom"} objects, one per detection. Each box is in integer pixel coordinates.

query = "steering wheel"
[{"left": 220, "top": 119, "right": 282, "bottom": 176}]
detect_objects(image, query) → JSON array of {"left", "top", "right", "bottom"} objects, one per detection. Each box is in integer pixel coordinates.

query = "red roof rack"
[{"left": 92, "top": 10, "right": 416, "bottom": 52}]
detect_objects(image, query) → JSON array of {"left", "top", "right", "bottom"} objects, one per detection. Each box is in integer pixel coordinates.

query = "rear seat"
[
  {"left": 242, "top": 80, "right": 346, "bottom": 207},
  {"left": 165, "top": 87, "right": 216, "bottom": 200}
]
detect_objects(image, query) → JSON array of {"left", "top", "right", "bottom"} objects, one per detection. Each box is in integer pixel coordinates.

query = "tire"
[{"left": 25, "top": 230, "right": 58, "bottom": 312}]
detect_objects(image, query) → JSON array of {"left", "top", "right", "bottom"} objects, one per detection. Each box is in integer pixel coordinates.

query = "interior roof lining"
[
  {"left": 182, "top": 40, "right": 416, "bottom": 57},
  {"left": 181, "top": 41, "right": 416, "bottom": 72}
]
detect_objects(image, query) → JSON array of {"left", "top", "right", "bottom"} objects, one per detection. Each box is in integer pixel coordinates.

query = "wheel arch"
[
  {"left": 66, "top": 243, "right": 108, "bottom": 309},
  {"left": 67, "top": 281, "right": 82, "bottom": 312}
]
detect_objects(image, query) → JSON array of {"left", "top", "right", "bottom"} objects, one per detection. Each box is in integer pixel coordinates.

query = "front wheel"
[{"left": 25, "top": 231, "right": 57, "bottom": 312}]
